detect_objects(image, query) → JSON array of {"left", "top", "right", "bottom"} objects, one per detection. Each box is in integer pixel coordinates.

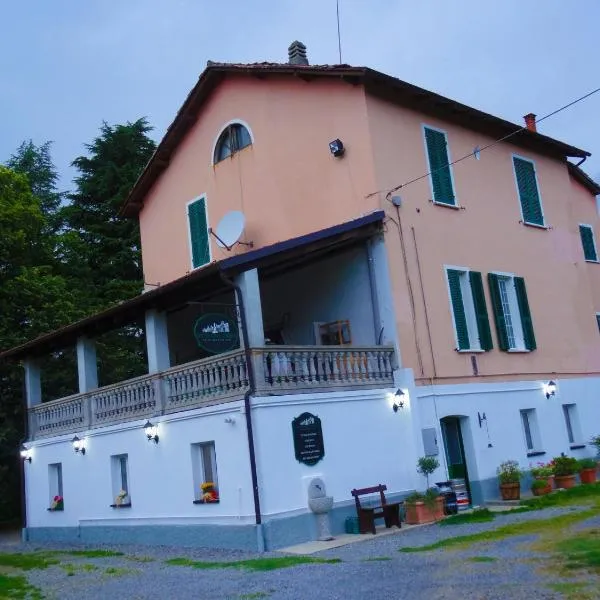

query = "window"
[
  {"left": 445, "top": 268, "right": 493, "bottom": 351},
  {"left": 110, "top": 454, "right": 131, "bottom": 506},
  {"left": 213, "top": 123, "right": 252, "bottom": 163},
  {"left": 423, "top": 126, "right": 456, "bottom": 206},
  {"left": 579, "top": 224, "right": 598, "bottom": 262},
  {"left": 48, "top": 463, "right": 63, "bottom": 508},
  {"left": 596, "top": 313, "right": 600, "bottom": 333},
  {"left": 191, "top": 442, "right": 219, "bottom": 503},
  {"left": 512, "top": 156, "right": 544, "bottom": 226},
  {"left": 562, "top": 404, "right": 583, "bottom": 446},
  {"left": 187, "top": 197, "right": 210, "bottom": 269},
  {"left": 520, "top": 409, "right": 542, "bottom": 453},
  {"left": 488, "top": 273, "right": 536, "bottom": 351}
]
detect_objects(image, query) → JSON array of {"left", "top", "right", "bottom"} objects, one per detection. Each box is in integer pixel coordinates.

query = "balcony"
[{"left": 29, "top": 345, "right": 395, "bottom": 439}]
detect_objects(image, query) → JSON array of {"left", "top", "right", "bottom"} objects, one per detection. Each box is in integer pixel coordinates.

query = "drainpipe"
[
  {"left": 19, "top": 374, "right": 29, "bottom": 540},
  {"left": 218, "top": 271, "right": 262, "bottom": 530}
]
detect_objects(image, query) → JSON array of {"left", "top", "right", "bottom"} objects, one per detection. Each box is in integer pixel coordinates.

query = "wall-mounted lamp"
[
  {"left": 72, "top": 435, "right": 86, "bottom": 455},
  {"left": 328, "top": 138, "right": 345, "bottom": 157},
  {"left": 477, "top": 412, "right": 487, "bottom": 428},
  {"left": 544, "top": 380, "right": 557, "bottom": 399},
  {"left": 20, "top": 445, "right": 32, "bottom": 463},
  {"left": 143, "top": 420, "right": 159, "bottom": 444},
  {"left": 224, "top": 417, "right": 236, "bottom": 425},
  {"left": 392, "top": 389, "right": 405, "bottom": 413}
]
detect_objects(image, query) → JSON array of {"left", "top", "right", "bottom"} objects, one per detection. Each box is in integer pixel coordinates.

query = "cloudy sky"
[{"left": 2, "top": 0, "right": 599, "bottom": 190}]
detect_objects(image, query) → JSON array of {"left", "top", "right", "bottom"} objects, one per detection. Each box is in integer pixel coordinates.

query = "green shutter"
[
  {"left": 596, "top": 314, "right": 600, "bottom": 333},
  {"left": 447, "top": 269, "right": 469, "bottom": 350},
  {"left": 188, "top": 198, "right": 210, "bottom": 268},
  {"left": 579, "top": 225, "right": 598, "bottom": 262},
  {"left": 425, "top": 127, "right": 455, "bottom": 206},
  {"left": 487, "top": 273, "right": 509, "bottom": 351},
  {"left": 513, "top": 157, "right": 544, "bottom": 226},
  {"left": 469, "top": 271, "right": 493, "bottom": 351},
  {"left": 514, "top": 277, "right": 536, "bottom": 351}
]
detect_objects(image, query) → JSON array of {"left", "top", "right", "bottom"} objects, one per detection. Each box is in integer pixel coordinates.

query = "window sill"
[
  {"left": 110, "top": 503, "right": 132, "bottom": 509},
  {"left": 47, "top": 508, "right": 64, "bottom": 512},
  {"left": 457, "top": 349, "right": 485, "bottom": 353},
  {"left": 507, "top": 349, "right": 531, "bottom": 353},
  {"left": 584, "top": 260, "right": 599, "bottom": 264},
  {"left": 522, "top": 221, "right": 549, "bottom": 230},
  {"left": 433, "top": 200, "right": 460, "bottom": 210},
  {"left": 193, "top": 500, "right": 220, "bottom": 505},
  {"left": 570, "top": 444, "right": 586, "bottom": 450},
  {"left": 526, "top": 450, "right": 546, "bottom": 457}
]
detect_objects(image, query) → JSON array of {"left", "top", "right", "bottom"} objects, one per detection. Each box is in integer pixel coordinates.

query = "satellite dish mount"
[{"left": 209, "top": 211, "right": 254, "bottom": 251}]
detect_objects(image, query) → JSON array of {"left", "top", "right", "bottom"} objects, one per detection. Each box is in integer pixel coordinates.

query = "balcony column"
[
  {"left": 367, "top": 234, "right": 402, "bottom": 368},
  {"left": 76, "top": 336, "right": 98, "bottom": 393},
  {"left": 23, "top": 358, "right": 42, "bottom": 408},
  {"left": 234, "top": 269, "right": 265, "bottom": 348},
  {"left": 145, "top": 309, "right": 170, "bottom": 374}
]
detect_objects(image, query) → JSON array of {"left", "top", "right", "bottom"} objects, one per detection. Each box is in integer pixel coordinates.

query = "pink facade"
[{"left": 137, "top": 70, "right": 600, "bottom": 385}]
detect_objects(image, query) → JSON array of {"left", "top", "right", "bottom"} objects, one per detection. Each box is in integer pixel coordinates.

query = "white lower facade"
[{"left": 22, "top": 372, "right": 600, "bottom": 550}]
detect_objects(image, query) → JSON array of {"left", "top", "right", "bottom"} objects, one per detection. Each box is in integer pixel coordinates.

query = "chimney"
[
  {"left": 288, "top": 41, "right": 309, "bottom": 66},
  {"left": 523, "top": 113, "right": 537, "bottom": 132}
]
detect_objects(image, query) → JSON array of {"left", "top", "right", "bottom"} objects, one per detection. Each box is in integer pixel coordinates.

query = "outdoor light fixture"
[
  {"left": 328, "top": 138, "right": 345, "bottom": 157},
  {"left": 392, "top": 389, "right": 405, "bottom": 413},
  {"left": 20, "top": 445, "right": 32, "bottom": 463},
  {"left": 477, "top": 412, "right": 487, "bottom": 428},
  {"left": 72, "top": 435, "right": 86, "bottom": 455},
  {"left": 544, "top": 380, "right": 557, "bottom": 399},
  {"left": 143, "top": 420, "right": 159, "bottom": 444}
]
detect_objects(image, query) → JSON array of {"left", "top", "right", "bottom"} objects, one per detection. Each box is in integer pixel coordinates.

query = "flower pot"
[
  {"left": 554, "top": 474, "right": 577, "bottom": 489},
  {"left": 580, "top": 468, "right": 597, "bottom": 484},
  {"left": 405, "top": 497, "right": 445, "bottom": 524},
  {"left": 499, "top": 482, "right": 520, "bottom": 501},
  {"left": 532, "top": 483, "right": 552, "bottom": 496}
]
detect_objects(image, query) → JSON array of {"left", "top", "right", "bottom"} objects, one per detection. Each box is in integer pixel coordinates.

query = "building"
[{"left": 4, "top": 42, "right": 600, "bottom": 551}]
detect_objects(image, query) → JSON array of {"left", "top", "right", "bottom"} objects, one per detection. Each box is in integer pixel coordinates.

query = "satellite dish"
[{"left": 213, "top": 210, "right": 249, "bottom": 250}]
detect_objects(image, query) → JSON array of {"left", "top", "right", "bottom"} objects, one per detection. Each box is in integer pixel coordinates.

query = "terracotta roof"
[
  {"left": 567, "top": 161, "right": 600, "bottom": 195},
  {"left": 121, "top": 63, "right": 591, "bottom": 217}
]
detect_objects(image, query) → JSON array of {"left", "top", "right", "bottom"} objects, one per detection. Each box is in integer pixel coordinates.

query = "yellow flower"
[{"left": 200, "top": 482, "right": 215, "bottom": 491}]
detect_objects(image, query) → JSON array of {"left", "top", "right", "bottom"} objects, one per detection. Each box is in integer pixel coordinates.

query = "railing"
[{"left": 28, "top": 346, "right": 395, "bottom": 439}]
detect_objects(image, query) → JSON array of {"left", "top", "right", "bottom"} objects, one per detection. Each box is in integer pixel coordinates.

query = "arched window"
[{"left": 213, "top": 123, "right": 252, "bottom": 163}]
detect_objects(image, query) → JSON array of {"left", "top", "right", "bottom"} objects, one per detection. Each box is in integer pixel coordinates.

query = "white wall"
[
  {"left": 260, "top": 245, "right": 377, "bottom": 346},
  {"left": 251, "top": 388, "right": 418, "bottom": 516},
  {"left": 24, "top": 401, "right": 255, "bottom": 529},
  {"left": 415, "top": 376, "right": 600, "bottom": 485}
]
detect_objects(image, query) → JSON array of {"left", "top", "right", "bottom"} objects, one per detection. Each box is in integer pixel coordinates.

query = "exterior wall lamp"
[
  {"left": 328, "top": 138, "right": 345, "bottom": 157},
  {"left": 72, "top": 435, "right": 86, "bottom": 455},
  {"left": 392, "top": 389, "right": 405, "bottom": 413},
  {"left": 544, "top": 380, "right": 557, "bottom": 399},
  {"left": 20, "top": 445, "right": 32, "bottom": 463},
  {"left": 143, "top": 420, "right": 159, "bottom": 444}
]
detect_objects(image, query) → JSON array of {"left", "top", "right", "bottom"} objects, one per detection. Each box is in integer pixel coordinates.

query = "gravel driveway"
[{"left": 1, "top": 507, "right": 597, "bottom": 600}]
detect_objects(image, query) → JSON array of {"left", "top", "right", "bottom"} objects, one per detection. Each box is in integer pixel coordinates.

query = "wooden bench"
[{"left": 351, "top": 484, "right": 402, "bottom": 534}]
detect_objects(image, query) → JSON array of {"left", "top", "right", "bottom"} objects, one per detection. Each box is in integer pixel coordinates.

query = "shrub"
[
  {"left": 589, "top": 435, "right": 600, "bottom": 454},
  {"left": 552, "top": 456, "right": 579, "bottom": 476},
  {"left": 531, "top": 479, "right": 550, "bottom": 491},
  {"left": 417, "top": 456, "right": 440, "bottom": 488},
  {"left": 497, "top": 460, "right": 523, "bottom": 484},
  {"left": 530, "top": 461, "right": 554, "bottom": 478},
  {"left": 577, "top": 458, "right": 598, "bottom": 471}
]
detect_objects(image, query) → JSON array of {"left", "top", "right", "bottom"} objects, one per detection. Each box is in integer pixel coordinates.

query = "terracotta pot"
[
  {"left": 580, "top": 468, "right": 597, "bottom": 484},
  {"left": 535, "top": 475, "right": 555, "bottom": 489},
  {"left": 554, "top": 474, "right": 577, "bottom": 489},
  {"left": 532, "top": 483, "right": 552, "bottom": 496},
  {"left": 405, "top": 497, "right": 445, "bottom": 524},
  {"left": 499, "top": 482, "right": 520, "bottom": 501}
]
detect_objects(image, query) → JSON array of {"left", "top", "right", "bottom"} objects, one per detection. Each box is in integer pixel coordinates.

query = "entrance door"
[{"left": 440, "top": 417, "right": 467, "bottom": 480}]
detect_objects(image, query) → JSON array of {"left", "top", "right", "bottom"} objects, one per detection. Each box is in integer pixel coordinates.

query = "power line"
[
  {"left": 336, "top": 0, "right": 342, "bottom": 64},
  {"left": 365, "top": 86, "right": 600, "bottom": 200}
]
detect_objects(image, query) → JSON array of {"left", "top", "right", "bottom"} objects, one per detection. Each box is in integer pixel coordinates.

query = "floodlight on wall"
[
  {"left": 143, "top": 420, "right": 159, "bottom": 444},
  {"left": 392, "top": 389, "right": 405, "bottom": 413},
  {"left": 20, "top": 445, "right": 32, "bottom": 463},
  {"left": 72, "top": 435, "right": 86, "bottom": 455},
  {"left": 328, "top": 138, "right": 345, "bottom": 157},
  {"left": 544, "top": 380, "right": 557, "bottom": 399}
]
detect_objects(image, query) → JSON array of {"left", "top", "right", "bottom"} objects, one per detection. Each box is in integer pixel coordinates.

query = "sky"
[{"left": 1, "top": 0, "right": 599, "bottom": 191}]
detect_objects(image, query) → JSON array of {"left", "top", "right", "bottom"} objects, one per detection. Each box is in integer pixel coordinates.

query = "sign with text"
[
  {"left": 193, "top": 313, "right": 239, "bottom": 354},
  {"left": 292, "top": 412, "right": 325, "bottom": 466}
]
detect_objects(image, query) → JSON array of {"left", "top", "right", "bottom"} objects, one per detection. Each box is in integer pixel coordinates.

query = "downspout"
[
  {"left": 575, "top": 156, "right": 587, "bottom": 167},
  {"left": 219, "top": 271, "right": 262, "bottom": 529},
  {"left": 19, "top": 372, "right": 29, "bottom": 540}
]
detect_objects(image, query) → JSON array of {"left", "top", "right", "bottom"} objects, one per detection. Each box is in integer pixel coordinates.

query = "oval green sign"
[{"left": 193, "top": 313, "right": 239, "bottom": 354}]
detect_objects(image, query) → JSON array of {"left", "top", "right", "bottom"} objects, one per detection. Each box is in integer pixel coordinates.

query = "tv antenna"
[
  {"left": 209, "top": 210, "right": 254, "bottom": 251},
  {"left": 336, "top": 0, "right": 342, "bottom": 64}
]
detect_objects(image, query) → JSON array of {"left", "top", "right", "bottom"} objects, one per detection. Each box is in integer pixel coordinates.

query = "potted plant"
[
  {"left": 48, "top": 495, "right": 64, "bottom": 511},
  {"left": 497, "top": 460, "right": 523, "bottom": 500},
  {"left": 404, "top": 488, "right": 445, "bottom": 525},
  {"left": 552, "top": 456, "right": 579, "bottom": 489},
  {"left": 578, "top": 458, "right": 598, "bottom": 484},
  {"left": 417, "top": 456, "right": 440, "bottom": 489},
  {"left": 530, "top": 461, "right": 554, "bottom": 489},
  {"left": 200, "top": 482, "right": 219, "bottom": 503},
  {"left": 530, "top": 479, "right": 552, "bottom": 497},
  {"left": 590, "top": 434, "right": 600, "bottom": 468}
]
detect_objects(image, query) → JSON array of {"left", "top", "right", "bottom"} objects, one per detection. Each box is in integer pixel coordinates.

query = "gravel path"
[{"left": 2, "top": 506, "right": 598, "bottom": 600}]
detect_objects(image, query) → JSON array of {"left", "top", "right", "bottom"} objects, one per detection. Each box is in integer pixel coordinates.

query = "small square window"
[
  {"left": 520, "top": 408, "right": 542, "bottom": 453},
  {"left": 110, "top": 454, "right": 131, "bottom": 506},
  {"left": 191, "top": 442, "right": 219, "bottom": 503},
  {"left": 48, "top": 463, "right": 63, "bottom": 509}
]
